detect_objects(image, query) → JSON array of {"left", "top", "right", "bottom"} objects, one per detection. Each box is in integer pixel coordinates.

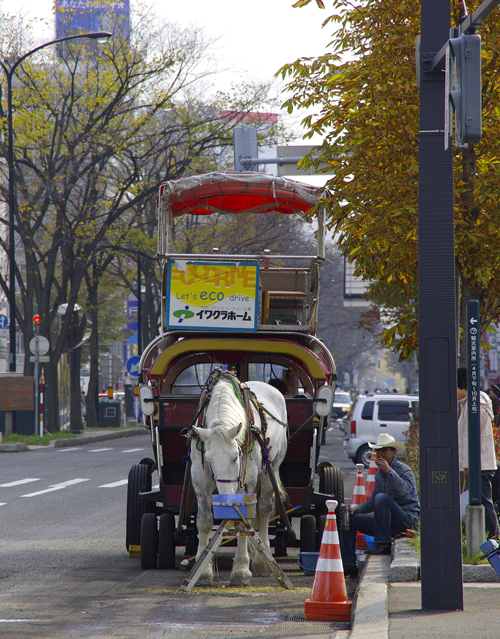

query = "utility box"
[{"left": 98, "top": 401, "right": 121, "bottom": 428}]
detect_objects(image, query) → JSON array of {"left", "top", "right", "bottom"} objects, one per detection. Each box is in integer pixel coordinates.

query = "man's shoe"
[
  {"left": 343, "top": 565, "right": 358, "bottom": 578},
  {"left": 364, "top": 543, "right": 392, "bottom": 556}
]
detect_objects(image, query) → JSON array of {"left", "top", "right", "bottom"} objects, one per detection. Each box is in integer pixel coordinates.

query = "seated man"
[{"left": 340, "top": 433, "right": 420, "bottom": 577}]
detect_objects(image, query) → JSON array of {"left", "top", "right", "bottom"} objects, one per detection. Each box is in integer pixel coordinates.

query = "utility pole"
[
  {"left": 419, "top": 0, "right": 500, "bottom": 611},
  {"left": 418, "top": 0, "right": 462, "bottom": 611}
]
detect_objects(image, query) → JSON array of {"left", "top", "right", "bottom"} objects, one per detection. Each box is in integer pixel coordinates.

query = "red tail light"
[{"left": 350, "top": 420, "right": 356, "bottom": 435}]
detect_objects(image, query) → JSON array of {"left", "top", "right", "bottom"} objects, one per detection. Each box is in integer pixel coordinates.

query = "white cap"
[{"left": 326, "top": 500, "right": 338, "bottom": 512}]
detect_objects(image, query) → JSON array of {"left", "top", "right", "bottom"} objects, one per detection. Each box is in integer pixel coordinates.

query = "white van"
[{"left": 343, "top": 393, "right": 419, "bottom": 467}]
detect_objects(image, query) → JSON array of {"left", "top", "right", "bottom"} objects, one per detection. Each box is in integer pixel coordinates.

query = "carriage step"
[{"left": 128, "top": 545, "right": 141, "bottom": 558}]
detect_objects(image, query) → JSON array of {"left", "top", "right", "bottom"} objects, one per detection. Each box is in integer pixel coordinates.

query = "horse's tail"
[{"left": 274, "top": 473, "right": 288, "bottom": 509}]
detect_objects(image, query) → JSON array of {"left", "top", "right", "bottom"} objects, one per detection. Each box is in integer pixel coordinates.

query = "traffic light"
[
  {"left": 449, "top": 34, "right": 482, "bottom": 145},
  {"left": 33, "top": 314, "right": 41, "bottom": 336},
  {"left": 233, "top": 126, "right": 258, "bottom": 171}
]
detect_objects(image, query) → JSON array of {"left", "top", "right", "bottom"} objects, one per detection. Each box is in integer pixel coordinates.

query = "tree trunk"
[
  {"left": 43, "top": 360, "right": 60, "bottom": 433},
  {"left": 87, "top": 304, "right": 99, "bottom": 429}
]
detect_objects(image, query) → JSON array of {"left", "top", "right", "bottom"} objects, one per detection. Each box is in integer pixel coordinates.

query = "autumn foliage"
[{"left": 281, "top": 0, "right": 500, "bottom": 362}]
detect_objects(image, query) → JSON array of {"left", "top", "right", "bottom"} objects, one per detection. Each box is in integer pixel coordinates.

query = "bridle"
[{"left": 209, "top": 444, "right": 243, "bottom": 487}]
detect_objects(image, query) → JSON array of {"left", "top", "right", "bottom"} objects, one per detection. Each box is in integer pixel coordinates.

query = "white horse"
[{"left": 190, "top": 373, "right": 288, "bottom": 586}]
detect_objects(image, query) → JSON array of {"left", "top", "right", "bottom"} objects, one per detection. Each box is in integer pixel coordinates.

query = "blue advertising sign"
[
  {"left": 56, "top": 0, "right": 130, "bottom": 42},
  {"left": 126, "top": 355, "right": 141, "bottom": 377}
]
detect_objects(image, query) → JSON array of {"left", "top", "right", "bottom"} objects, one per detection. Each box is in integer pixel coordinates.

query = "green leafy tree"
[
  {"left": 279, "top": 0, "right": 500, "bottom": 365},
  {"left": 0, "top": 8, "right": 287, "bottom": 431}
]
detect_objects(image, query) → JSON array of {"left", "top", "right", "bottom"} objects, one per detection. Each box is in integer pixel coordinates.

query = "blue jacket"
[{"left": 354, "top": 459, "right": 420, "bottom": 526}]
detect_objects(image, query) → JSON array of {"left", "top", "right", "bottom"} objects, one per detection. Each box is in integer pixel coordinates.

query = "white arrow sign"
[{"left": 470, "top": 317, "right": 478, "bottom": 324}]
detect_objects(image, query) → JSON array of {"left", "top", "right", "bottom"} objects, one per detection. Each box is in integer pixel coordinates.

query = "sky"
[{"left": 1, "top": 0, "right": 335, "bottom": 183}]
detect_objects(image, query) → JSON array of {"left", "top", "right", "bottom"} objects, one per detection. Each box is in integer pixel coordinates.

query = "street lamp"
[{"left": 1, "top": 31, "right": 112, "bottom": 372}]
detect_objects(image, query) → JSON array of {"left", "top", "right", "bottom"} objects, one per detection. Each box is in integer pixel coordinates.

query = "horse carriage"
[{"left": 126, "top": 172, "right": 344, "bottom": 580}]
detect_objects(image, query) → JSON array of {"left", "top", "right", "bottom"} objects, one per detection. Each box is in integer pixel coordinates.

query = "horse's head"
[{"left": 192, "top": 422, "right": 244, "bottom": 495}]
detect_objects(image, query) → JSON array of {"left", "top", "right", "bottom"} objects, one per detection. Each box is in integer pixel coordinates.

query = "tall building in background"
[{"left": 55, "top": 0, "right": 130, "bottom": 41}]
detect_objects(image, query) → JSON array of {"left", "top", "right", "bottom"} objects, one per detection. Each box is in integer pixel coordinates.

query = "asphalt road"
[{"left": 0, "top": 425, "right": 356, "bottom": 638}]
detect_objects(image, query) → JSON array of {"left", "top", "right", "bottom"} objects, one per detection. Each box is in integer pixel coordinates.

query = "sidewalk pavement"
[
  {"left": 349, "top": 537, "right": 500, "bottom": 639},
  {"left": 0, "top": 426, "right": 148, "bottom": 452}
]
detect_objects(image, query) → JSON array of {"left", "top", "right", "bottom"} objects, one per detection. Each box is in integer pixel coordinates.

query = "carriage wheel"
[
  {"left": 140, "top": 513, "right": 158, "bottom": 569},
  {"left": 317, "top": 465, "right": 344, "bottom": 523},
  {"left": 300, "top": 515, "right": 317, "bottom": 552},
  {"left": 315, "top": 514, "right": 327, "bottom": 551},
  {"left": 126, "top": 464, "right": 153, "bottom": 551},
  {"left": 185, "top": 522, "right": 199, "bottom": 558},
  {"left": 158, "top": 513, "right": 176, "bottom": 569},
  {"left": 274, "top": 523, "right": 288, "bottom": 557}
]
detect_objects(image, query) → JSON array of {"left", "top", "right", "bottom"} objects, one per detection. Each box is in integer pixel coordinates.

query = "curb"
[
  {"left": 53, "top": 427, "right": 148, "bottom": 447},
  {"left": 0, "top": 442, "right": 30, "bottom": 452},
  {"left": 0, "top": 427, "right": 148, "bottom": 452},
  {"left": 388, "top": 537, "right": 500, "bottom": 583},
  {"left": 350, "top": 555, "right": 391, "bottom": 639}
]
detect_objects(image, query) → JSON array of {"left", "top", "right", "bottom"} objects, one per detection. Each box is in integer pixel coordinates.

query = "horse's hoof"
[
  {"left": 198, "top": 568, "right": 214, "bottom": 585},
  {"left": 252, "top": 566, "right": 271, "bottom": 577},
  {"left": 230, "top": 571, "right": 252, "bottom": 587}
]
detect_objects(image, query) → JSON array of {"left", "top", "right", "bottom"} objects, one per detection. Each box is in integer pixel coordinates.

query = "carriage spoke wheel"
[
  {"left": 158, "top": 513, "right": 176, "bottom": 569},
  {"left": 140, "top": 513, "right": 158, "bottom": 569},
  {"left": 126, "top": 464, "right": 153, "bottom": 551}
]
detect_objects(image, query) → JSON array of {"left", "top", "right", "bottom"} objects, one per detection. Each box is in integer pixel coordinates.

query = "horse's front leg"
[
  {"left": 191, "top": 463, "right": 215, "bottom": 584},
  {"left": 230, "top": 529, "right": 252, "bottom": 586},
  {"left": 251, "top": 473, "right": 275, "bottom": 576}
]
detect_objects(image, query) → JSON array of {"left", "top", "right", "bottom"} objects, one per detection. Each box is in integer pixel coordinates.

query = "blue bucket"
[
  {"left": 362, "top": 534, "right": 376, "bottom": 548},
  {"left": 297, "top": 551, "right": 319, "bottom": 575}
]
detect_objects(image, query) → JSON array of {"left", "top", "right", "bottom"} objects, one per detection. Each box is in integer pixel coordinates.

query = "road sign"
[
  {"left": 126, "top": 355, "right": 141, "bottom": 377},
  {"left": 29, "top": 336, "right": 50, "bottom": 356},
  {"left": 0, "top": 314, "right": 9, "bottom": 329},
  {"left": 99, "top": 354, "right": 123, "bottom": 385},
  {"left": 29, "top": 355, "right": 50, "bottom": 363}
]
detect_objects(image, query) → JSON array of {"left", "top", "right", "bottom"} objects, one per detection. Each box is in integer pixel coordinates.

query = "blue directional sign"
[
  {"left": 126, "top": 355, "right": 141, "bottom": 377},
  {"left": 0, "top": 314, "right": 9, "bottom": 329}
]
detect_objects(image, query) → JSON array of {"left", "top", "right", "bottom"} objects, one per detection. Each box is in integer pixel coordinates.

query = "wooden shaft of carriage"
[{"left": 266, "top": 463, "right": 296, "bottom": 540}]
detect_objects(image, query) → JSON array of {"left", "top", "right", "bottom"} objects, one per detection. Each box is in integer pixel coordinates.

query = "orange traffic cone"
[
  {"left": 352, "top": 463, "right": 367, "bottom": 548},
  {"left": 304, "top": 499, "right": 352, "bottom": 621},
  {"left": 365, "top": 451, "right": 378, "bottom": 499}
]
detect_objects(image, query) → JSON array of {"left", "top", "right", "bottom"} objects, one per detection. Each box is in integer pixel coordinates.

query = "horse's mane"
[{"left": 205, "top": 378, "right": 249, "bottom": 446}]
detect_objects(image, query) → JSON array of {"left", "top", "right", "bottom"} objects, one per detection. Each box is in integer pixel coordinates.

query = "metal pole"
[
  {"left": 137, "top": 254, "right": 142, "bottom": 354},
  {"left": 0, "top": 31, "right": 112, "bottom": 375},
  {"left": 467, "top": 300, "right": 481, "bottom": 504},
  {"left": 6, "top": 70, "right": 15, "bottom": 372},
  {"left": 34, "top": 334, "right": 39, "bottom": 436}
]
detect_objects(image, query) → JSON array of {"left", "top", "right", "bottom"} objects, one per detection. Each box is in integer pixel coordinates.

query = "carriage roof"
[{"left": 158, "top": 172, "right": 323, "bottom": 217}]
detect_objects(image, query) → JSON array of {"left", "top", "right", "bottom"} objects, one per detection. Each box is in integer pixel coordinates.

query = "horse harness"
[{"left": 185, "top": 369, "right": 286, "bottom": 490}]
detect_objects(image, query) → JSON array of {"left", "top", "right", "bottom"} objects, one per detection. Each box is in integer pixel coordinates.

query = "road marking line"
[
  {"left": 0, "top": 478, "right": 41, "bottom": 487},
  {"left": 0, "top": 619, "right": 48, "bottom": 623},
  {"left": 0, "top": 503, "right": 6, "bottom": 506},
  {"left": 57, "top": 447, "right": 81, "bottom": 452},
  {"left": 99, "top": 480, "right": 128, "bottom": 488},
  {"left": 21, "top": 478, "right": 90, "bottom": 497},
  {"left": 88, "top": 448, "right": 113, "bottom": 452},
  {"left": 121, "top": 448, "right": 145, "bottom": 453}
]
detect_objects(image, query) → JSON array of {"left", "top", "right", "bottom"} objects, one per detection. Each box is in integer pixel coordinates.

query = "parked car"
[
  {"left": 331, "top": 390, "right": 353, "bottom": 426},
  {"left": 343, "top": 393, "right": 419, "bottom": 467}
]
